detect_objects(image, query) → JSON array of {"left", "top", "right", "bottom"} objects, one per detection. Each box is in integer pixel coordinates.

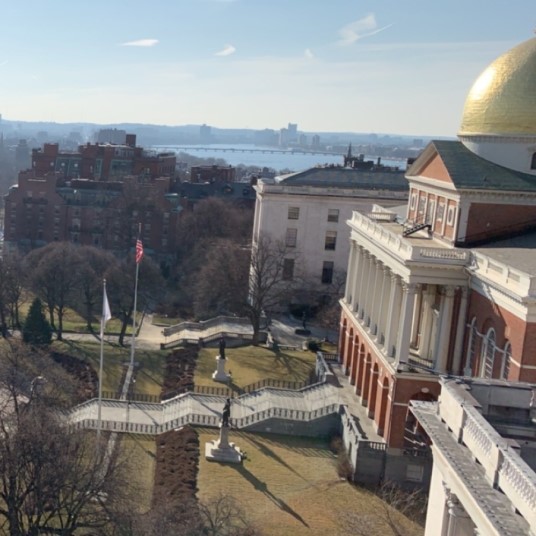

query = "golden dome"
[{"left": 459, "top": 37, "right": 536, "bottom": 136}]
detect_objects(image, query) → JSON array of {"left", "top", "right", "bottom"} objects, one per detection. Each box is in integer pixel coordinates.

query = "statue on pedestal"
[
  {"left": 219, "top": 336, "right": 226, "bottom": 359},
  {"left": 222, "top": 398, "right": 231, "bottom": 427}
]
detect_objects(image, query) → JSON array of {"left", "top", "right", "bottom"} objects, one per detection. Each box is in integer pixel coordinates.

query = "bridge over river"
[{"left": 156, "top": 146, "right": 344, "bottom": 157}]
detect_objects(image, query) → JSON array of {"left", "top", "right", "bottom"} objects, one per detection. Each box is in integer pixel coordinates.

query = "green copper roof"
[
  {"left": 425, "top": 140, "right": 536, "bottom": 192},
  {"left": 280, "top": 166, "right": 408, "bottom": 191}
]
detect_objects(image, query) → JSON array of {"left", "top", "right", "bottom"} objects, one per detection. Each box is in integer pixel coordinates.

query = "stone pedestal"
[
  {"left": 205, "top": 425, "right": 243, "bottom": 464},
  {"left": 212, "top": 355, "right": 230, "bottom": 382}
]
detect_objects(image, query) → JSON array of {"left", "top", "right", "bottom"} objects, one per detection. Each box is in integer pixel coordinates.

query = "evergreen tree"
[{"left": 23, "top": 298, "right": 52, "bottom": 346}]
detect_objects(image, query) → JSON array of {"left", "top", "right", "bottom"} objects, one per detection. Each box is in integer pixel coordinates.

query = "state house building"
[{"left": 339, "top": 36, "right": 536, "bottom": 450}]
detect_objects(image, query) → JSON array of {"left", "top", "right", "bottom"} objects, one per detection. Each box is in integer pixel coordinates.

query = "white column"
[
  {"left": 452, "top": 287, "right": 469, "bottom": 374},
  {"left": 395, "top": 283, "right": 418, "bottom": 368},
  {"left": 446, "top": 495, "right": 474, "bottom": 536},
  {"left": 377, "top": 266, "right": 391, "bottom": 345},
  {"left": 371, "top": 262, "right": 386, "bottom": 337},
  {"left": 363, "top": 255, "right": 376, "bottom": 325},
  {"left": 419, "top": 285, "right": 436, "bottom": 360},
  {"left": 410, "top": 285, "right": 422, "bottom": 347},
  {"left": 384, "top": 274, "right": 402, "bottom": 358},
  {"left": 434, "top": 286, "right": 456, "bottom": 373},
  {"left": 351, "top": 246, "right": 363, "bottom": 313},
  {"left": 344, "top": 241, "right": 357, "bottom": 303},
  {"left": 358, "top": 252, "right": 370, "bottom": 319},
  {"left": 365, "top": 258, "right": 380, "bottom": 329}
]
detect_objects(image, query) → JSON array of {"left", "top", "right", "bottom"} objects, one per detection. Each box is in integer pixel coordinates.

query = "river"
[{"left": 152, "top": 144, "right": 406, "bottom": 173}]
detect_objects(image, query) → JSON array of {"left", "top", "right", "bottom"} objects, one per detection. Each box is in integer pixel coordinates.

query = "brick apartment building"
[
  {"left": 189, "top": 165, "right": 235, "bottom": 184},
  {"left": 3, "top": 136, "right": 181, "bottom": 262}
]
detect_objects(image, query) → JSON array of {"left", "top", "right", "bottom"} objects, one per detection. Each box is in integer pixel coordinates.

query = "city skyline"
[{"left": 0, "top": 0, "right": 533, "bottom": 137}]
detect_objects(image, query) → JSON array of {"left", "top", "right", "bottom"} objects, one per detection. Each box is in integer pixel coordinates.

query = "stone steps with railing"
[{"left": 69, "top": 380, "right": 341, "bottom": 435}]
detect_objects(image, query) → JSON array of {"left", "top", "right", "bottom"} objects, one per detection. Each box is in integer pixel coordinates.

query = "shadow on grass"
[
  {"left": 271, "top": 350, "right": 314, "bottom": 380},
  {"left": 231, "top": 464, "right": 309, "bottom": 528},
  {"left": 244, "top": 435, "right": 308, "bottom": 481}
]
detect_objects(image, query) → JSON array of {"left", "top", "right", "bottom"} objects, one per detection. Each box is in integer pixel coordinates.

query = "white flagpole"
[
  {"left": 97, "top": 278, "right": 111, "bottom": 440},
  {"left": 129, "top": 262, "right": 140, "bottom": 368},
  {"left": 130, "top": 224, "right": 142, "bottom": 369}
]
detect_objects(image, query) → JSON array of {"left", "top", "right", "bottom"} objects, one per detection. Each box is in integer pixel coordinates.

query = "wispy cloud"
[
  {"left": 304, "top": 48, "right": 314, "bottom": 59},
  {"left": 120, "top": 38, "right": 159, "bottom": 47},
  {"left": 215, "top": 44, "right": 236, "bottom": 57},
  {"left": 337, "top": 13, "right": 392, "bottom": 46}
]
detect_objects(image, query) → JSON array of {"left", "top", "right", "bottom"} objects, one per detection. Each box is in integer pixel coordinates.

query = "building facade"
[
  {"left": 3, "top": 137, "right": 180, "bottom": 260},
  {"left": 338, "top": 36, "right": 536, "bottom": 455},
  {"left": 412, "top": 378, "right": 535, "bottom": 536},
  {"left": 252, "top": 162, "right": 408, "bottom": 298}
]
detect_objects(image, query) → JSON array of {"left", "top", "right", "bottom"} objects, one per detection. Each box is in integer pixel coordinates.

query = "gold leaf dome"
[{"left": 459, "top": 37, "right": 536, "bottom": 136}]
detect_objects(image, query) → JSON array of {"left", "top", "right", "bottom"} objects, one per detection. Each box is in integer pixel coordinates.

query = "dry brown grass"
[
  {"left": 119, "top": 434, "right": 157, "bottom": 512},
  {"left": 197, "top": 430, "right": 423, "bottom": 536},
  {"left": 194, "top": 346, "right": 316, "bottom": 389}
]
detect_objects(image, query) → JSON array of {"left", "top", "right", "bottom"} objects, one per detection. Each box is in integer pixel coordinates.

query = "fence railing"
[{"left": 163, "top": 316, "right": 252, "bottom": 337}]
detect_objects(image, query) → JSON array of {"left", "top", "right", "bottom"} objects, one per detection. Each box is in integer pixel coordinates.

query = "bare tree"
[
  {"left": 193, "top": 239, "right": 250, "bottom": 320},
  {"left": 75, "top": 246, "right": 118, "bottom": 332},
  {"left": 106, "top": 254, "right": 165, "bottom": 346},
  {"left": 0, "top": 252, "right": 26, "bottom": 337},
  {"left": 0, "top": 341, "right": 130, "bottom": 536},
  {"left": 247, "top": 236, "right": 300, "bottom": 344},
  {"left": 25, "top": 242, "right": 83, "bottom": 340}
]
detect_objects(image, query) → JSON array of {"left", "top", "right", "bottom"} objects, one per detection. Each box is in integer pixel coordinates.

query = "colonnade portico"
[{"left": 343, "top": 240, "right": 468, "bottom": 374}]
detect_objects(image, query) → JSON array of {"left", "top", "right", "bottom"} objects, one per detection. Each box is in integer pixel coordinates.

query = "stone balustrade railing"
[
  {"left": 497, "top": 447, "right": 536, "bottom": 529},
  {"left": 460, "top": 404, "right": 536, "bottom": 527},
  {"left": 461, "top": 405, "right": 494, "bottom": 460},
  {"left": 470, "top": 251, "right": 533, "bottom": 298},
  {"left": 349, "top": 211, "right": 469, "bottom": 266}
]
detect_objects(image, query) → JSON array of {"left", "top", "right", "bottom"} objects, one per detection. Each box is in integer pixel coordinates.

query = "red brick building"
[
  {"left": 3, "top": 137, "right": 180, "bottom": 261},
  {"left": 189, "top": 165, "right": 235, "bottom": 184},
  {"left": 338, "top": 36, "right": 536, "bottom": 451}
]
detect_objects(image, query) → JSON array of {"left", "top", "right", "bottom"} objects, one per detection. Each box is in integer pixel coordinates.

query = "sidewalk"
[{"left": 330, "top": 362, "right": 383, "bottom": 442}]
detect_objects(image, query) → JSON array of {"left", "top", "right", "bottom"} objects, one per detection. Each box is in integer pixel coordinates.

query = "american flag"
[{"left": 135, "top": 239, "right": 144, "bottom": 264}]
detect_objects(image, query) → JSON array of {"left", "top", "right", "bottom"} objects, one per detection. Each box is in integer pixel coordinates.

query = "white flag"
[{"left": 102, "top": 286, "right": 112, "bottom": 325}]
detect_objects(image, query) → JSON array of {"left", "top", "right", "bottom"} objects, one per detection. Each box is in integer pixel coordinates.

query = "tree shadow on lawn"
[
  {"left": 271, "top": 350, "right": 315, "bottom": 380},
  {"left": 241, "top": 434, "right": 309, "bottom": 481},
  {"left": 231, "top": 463, "right": 309, "bottom": 528}
]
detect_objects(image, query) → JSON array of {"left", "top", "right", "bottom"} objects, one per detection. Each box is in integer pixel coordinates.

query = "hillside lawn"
[
  {"left": 194, "top": 345, "right": 316, "bottom": 392},
  {"left": 197, "top": 429, "right": 423, "bottom": 536}
]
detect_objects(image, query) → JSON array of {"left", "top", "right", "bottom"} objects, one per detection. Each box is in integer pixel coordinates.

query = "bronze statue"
[
  {"left": 219, "top": 336, "right": 226, "bottom": 359},
  {"left": 222, "top": 398, "right": 231, "bottom": 427}
]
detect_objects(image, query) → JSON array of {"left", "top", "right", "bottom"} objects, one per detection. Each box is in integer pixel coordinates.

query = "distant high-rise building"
[
  {"left": 311, "top": 134, "right": 321, "bottom": 148},
  {"left": 96, "top": 128, "right": 127, "bottom": 145},
  {"left": 200, "top": 124, "right": 212, "bottom": 144}
]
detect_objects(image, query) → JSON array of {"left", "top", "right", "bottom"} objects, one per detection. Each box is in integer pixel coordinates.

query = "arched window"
[
  {"left": 501, "top": 342, "right": 512, "bottom": 380},
  {"left": 480, "top": 328, "right": 496, "bottom": 378},
  {"left": 466, "top": 317, "right": 477, "bottom": 375}
]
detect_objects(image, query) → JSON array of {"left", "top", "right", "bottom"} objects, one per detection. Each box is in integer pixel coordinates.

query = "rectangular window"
[
  {"left": 282, "top": 258, "right": 294, "bottom": 280},
  {"left": 321, "top": 261, "right": 334, "bottom": 284},
  {"left": 288, "top": 207, "right": 300, "bottom": 220},
  {"left": 406, "top": 464, "right": 424, "bottom": 482},
  {"left": 325, "top": 231, "right": 337, "bottom": 250},
  {"left": 327, "top": 209, "right": 339, "bottom": 223},
  {"left": 285, "top": 228, "right": 297, "bottom": 247}
]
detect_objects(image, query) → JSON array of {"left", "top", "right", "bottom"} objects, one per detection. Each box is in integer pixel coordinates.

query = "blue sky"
[{"left": 0, "top": 0, "right": 533, "bottom": 136}]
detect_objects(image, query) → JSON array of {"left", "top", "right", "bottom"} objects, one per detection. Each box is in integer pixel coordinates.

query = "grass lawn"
[
  {"left": 119, "top": 434, "right": 157, "bottom": 512},
  {"left": 151, "top": 315, "right": 183, "bottom": 327},
  {"left": 194, "top": 346, "right": 316, "bottom": 391},
  {"left": 197, "top": 430, "right": 423, "bottom": 536},
  {"left": 52, "top": 340, "right": 166, "bottom": 397}
]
